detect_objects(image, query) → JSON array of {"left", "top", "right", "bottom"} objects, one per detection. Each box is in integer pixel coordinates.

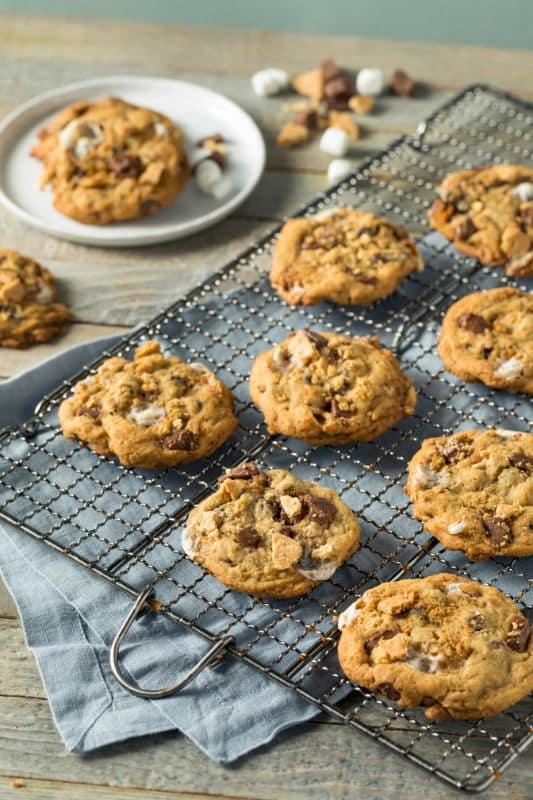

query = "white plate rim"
[{"left": 0, "top": 75, "right": 266, "bottom": 247}]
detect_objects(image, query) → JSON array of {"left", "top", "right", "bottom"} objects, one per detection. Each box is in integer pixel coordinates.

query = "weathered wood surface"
[{"left": 0, "top": 14, "right": 532, "bottom": 799}]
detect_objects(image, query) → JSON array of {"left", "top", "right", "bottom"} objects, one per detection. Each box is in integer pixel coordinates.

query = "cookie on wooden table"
[
  {"left": 183, "top": 463, "right": 360, "bottom": 597},
  {"left": 338, "top": 573, "right": 533, "bottom": 720}
]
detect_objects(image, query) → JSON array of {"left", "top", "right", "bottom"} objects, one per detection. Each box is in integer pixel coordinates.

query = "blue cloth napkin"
[{"left": 0, "top": 336, "right": 318, "bottom": 760}]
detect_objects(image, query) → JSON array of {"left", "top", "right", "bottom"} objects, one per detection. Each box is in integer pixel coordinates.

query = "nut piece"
[{"left": 271, "top": 531, "right": 303, "bottom": 569}]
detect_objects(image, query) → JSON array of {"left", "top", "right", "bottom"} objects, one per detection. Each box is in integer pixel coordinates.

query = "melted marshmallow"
[
  {"left": 181, "top": 527, "right": 198, "bottom": 559},
  {"left": 128, "top": 404, "right": 166, "bottom": 426},
  {"left": 297, "top": 559, "right": 338, "bottom": 581},
  {"left": 494, "top": 357, "right": 523, "bottom": 380},
  {"left": 338, "top": 603, "right": 360, "bottom": 630},
  {"left": 448, "top": 521, "right": 466, "bottom": 535},
  {"left": 59, "top": 119, "right": 104, "bottom": 158}
]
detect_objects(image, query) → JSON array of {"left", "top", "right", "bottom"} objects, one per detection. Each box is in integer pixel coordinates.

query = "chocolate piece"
[
  {"left": 364, "top": 628, "right": 399, "bottom": 653},
  {"left": 300, "top": 237, "right": 322, "bottom": 250},
  {"left": 301, "top": 494, "right": 336, "bottom": 524},
  {"left": 379, "top": 683, "right": 401, "bottom": 701},
  {"left": 163, "top": 429, "right": 198, "bottom": 451},
  {"left": 75, "top": 404, "right": 101, "bottom": 420},
  {"left": 454, "top": 218, "right": 477, "bottom": 241},
  {"left": 323, "top": 75, "right": 353, "bottom": 109},
  {"left": 234, "top": 526, "right": 261, "bottom": 548},
  {"left": 197, "top": 133, "right": 224, "bottom": 147},
  {"left": 279, "top": 525, "right": 295, "bottom": 538},
  {"left": 139, "top": 198, "right": 161, "bottom": 216},
  {"left": 390, "top": 69, "right": 415, "bottom": 97},
  {"left": 330, "top": 398, "right": 355, "bottom": 418},
  {"left": 294, "top": 108, "right": 318, "bottom": 128},
  {"left": 439, "top": 443, "right": 459, "bottom": 463},
  {"left": 268, "top": 497, "right": 282, "bottom": 520},
  {"left": 348, "top": 269, "right": 379, "bottom": 285},
  {"left": 218, "top": 462, "right": 260, "bottom": 482},
  {"left": 108, "top": 153, "right": 143, "bottom": 178},
  {"left": 469, "top": 614, "right": 486, "bottom": 631},
  {"left": 321, "top": 58, "right": 342, "bottom": 82},
  {"left": 303, "top": 329, "right": 328, "bottom": 349},
  {"left": 357, "top": 225, "right": 379, "bottom": 237},
  {"left": 483, "top": 517, "right": 512, "bottom": 548},
  {"left": 509, "top": 452, "right": 533, "bottom": 471},
  {"left": 504, "top": 616, "right": 531, "bottom": 653},
  {"left": 456, "top": 313, "right": 487, "bottom": 333}
]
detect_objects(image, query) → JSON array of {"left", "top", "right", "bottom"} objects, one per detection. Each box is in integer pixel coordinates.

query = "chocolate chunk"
[
  {"left": 439, "top": 443, "right": 459, "bottom": 463},
  {"left": 108, "top": 153, "right": 143, "bottom": 178},
  {"left": 490, "top": 640, "right": 503, "bottom": 650},
  {"left": 301, "top": 494, "right": 336, "bottom": 525},
  {"left": 218, "top": 462, "right": 261, "bottom": 482},
  {"left": 330, "top": 398, "right": 355, "bottom": 418},
  {"left": 163, "top": 429, "right": 198, "bottom": 451},
  {"left": 323, "top": 75, "right": 353, "bottom": 109},
  {"left": 234, "top": 526, "right": 261, "bottom": 548},
  {"left": 294, "top": 108, "right": 318, "bottom": 128},
  {"left": 370, "top": 253, "right": 389, "bottom": 264},
  {"left": 268, "top": 497, "right": 282, "bottom": 520},
  {"left": 197, "top": 133, "right": 224, "bottom": 147},
  {"left": 379, "top": 683, "right": 401, "bottom": 701},
  {"left": 364, "top": 628, "right": 399, "bottom": 653},
  {"left": 347, "top": 269, "right": 379, "bottom": 284},
  {"left": 75, "top": 404, "right": 101, "bottom": 420},
  {"left": 504, "top": 616, "right": 531, "bottom": 653},
  {"left": 483, "top": 517, "right": 512, "bottom": 548},
  {"left": 140, "top": 198, "right": 161, "bottom": 216},
  {"left": 300, "top": 237, "right": 322, "bottom": 250},
  {"left": 454, "top": 217, "right": 477, "bottom": 240},
  {"left": 482, "top": 347, "right": 493, "bottom": 360},
  {"left": 509, "top": 452, "right": 533, "bottom": 471},
  {"left": 456, "top": 313, "right": 487, "bottom": 333},
  {"left": 303, "top": 329, "right": 328, "bottom": 349},
  {"left": 390, "top": 69, "right": 415, "bottom": 97},
  {"left": 321, "top": 58, "right": 342, "bottom": 82},
  {"left": 207, "top": 150, "right": 227, "bottom": 169},
  {"left": 279, "top": 526, "right": 295, "bottom": 538},
  {"left": 469, "top": 614, "right": 486, "bottom": 631},
  {"left": 356, "top": 225, "right": 379, "bottom": 237}
]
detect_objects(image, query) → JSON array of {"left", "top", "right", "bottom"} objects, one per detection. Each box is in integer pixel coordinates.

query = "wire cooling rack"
[{"left": 1, "top": 84, "right": 532, "bottom": 792}]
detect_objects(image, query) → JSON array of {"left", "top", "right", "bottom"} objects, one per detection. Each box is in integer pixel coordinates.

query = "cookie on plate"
[
  {"left": 31, "top": 97, "right": 190, "bottom": 225},
  {"left": 183, "top": 462, "right": 360, "bottom": 597},
  {"left": 58, "top": 340, "right": 237, "bottom": 468},
  {"left": 428, "top": 164, "right": 533, "bottom": 277},
  {"left": 338, "top": 573, "right": 533, "bottom": 720},
  {"left": 269, "top": 207, "right": 423, "bottom": 306},
  {"left": 438, "top": 287, "right": 532, "bottom": 394},
  {"left": 249, "top": 329, "right": 416, "bottom": 445},
  {"left": 405, "top": 428, "right": 532, "bottom": 560},
  {"left": 0, "top": 248, "right": 71, "bottom": 348}
]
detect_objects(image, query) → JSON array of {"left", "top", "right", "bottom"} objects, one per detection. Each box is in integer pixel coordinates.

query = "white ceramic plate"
[{"left": 0, "top": 76, "right": 266, "bottom": 247}]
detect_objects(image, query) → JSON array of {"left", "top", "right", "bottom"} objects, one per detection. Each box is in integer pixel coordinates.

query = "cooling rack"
[{"left": 0, "top": 84, "right": 532, "bottom": 792}]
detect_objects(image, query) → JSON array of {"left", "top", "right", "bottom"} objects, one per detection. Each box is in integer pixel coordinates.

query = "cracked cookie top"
[
  {"left": 31, "top": 97, "right": 190, "bottom": 225},
  {"left": 338, "top": 573, "right": 533, "bottom": 720},
  {"left": 183, "top": 463, "right": 360, "bottom": 597},
  {"left": 58, "top": 340, "right": 237, "bottom": 468},
  {"left": 249, "top": 329, "right": 416, "bottom": 445},
  {"left": 428, "top": 164, "right": 533, "bottom": 277},
  {"left": 269, "top": 207, "right": 423, "bottom": 306}
]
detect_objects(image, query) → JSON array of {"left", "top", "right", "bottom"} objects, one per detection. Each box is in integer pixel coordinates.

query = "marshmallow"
[
  {"left": 494, "top": 357, "right": 523, "bottom": 380},
  {"left": 211, "top": 174, "right": 233, "bottom": 199},
  {"left": 251, "top": 68, "right": 289, "bottom": 97},
  {"left": 511, "top": 182, "right": 533, "bottom": 202},
  {"left": 356, "top": 68, "right": 386, "bottom": 97},
  {"left": 338, "top": 602, "right": 360, "bottom": 630},
  {"left": 448, "top": 521, "right": 466, "bottom": 535},
  {"left": 59, "top": 119, "right": 103, "bottom": 158},
  {"left": 319, "top": 127, "right": 349, "bottom": 157},
  {"left": 128, "top": 404, "right": 166, "bottom": 427},
  {"left": 154, "top": 121, "right": 167, "bottom": 137},
  {"left": 327, "top": 158, "right": 354, "bottom": 184}
]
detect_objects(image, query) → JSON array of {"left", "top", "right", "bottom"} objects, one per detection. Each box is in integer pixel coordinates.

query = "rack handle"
[{"left": 110, "top": 587, "right": 233, "bottom": 699}]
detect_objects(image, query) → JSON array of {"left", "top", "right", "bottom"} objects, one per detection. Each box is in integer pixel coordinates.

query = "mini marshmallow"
[
  {"left": 511, "top": 182, "right": 533, "bottom": 202},
  {"left": 356, "top": 68, "right": 385, "bottom": 97},
  {"left": 181, "top": 528, "right": 198, "bottom": 559},
  {"left": 128, "top": 404, "right": 166, "bottom": 427},
  {"left": 327, "top": 158, "right": 354, "bottom": 184},
  {"left": 494, "top": 357, "right": 523, "bottom": 380},
  {"left": 211, "top": 174, "right": 233, "bottom": 199},
  {"left": 495, "top": 428, "right": 520, "bottom": 438},
  {"left": 448, "top": 521, "right": 466, "bottom": 535},
  {"left": 251, "top": 68, "right": 289, "bottom": 97},
  {"left": 319, "top": 127, "right": 349, "bottom": 157},
  {"left": 59, "top": 119, "right": 103, "bottom": 157},
  {"left": 194, "top": 159, "right": 224, "bottom": 194}
]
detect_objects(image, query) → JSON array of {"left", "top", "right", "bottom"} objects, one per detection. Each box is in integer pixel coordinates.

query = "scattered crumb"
[
  {"left": 150, "top": 600, "right": 162, "bottom": 613},
  {"left": 277, "top": 122, "right": 309, "bottom": 147},
  {"left": 11, "top": 780, "right": 25, "bottom": 789},
  {"left": 329, "top": 111, "right": 359, "bottom": 140},
  {"left": 348, "top": 94, "right": 375, "bottom": 114}
]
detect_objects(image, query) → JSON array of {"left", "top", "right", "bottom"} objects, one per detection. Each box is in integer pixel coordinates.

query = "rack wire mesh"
[{"left": 0, "top": 84, "right": 532, "bottom": 792}]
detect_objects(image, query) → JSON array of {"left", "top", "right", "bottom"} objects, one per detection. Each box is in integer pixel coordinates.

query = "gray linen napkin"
[{"left": 0, "top": 336, "right": 318, "bottom": 759}]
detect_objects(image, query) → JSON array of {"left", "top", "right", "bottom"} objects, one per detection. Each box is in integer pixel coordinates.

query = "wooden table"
[{"left": 1, "top": 15, "right": 532, "bottom": 799}]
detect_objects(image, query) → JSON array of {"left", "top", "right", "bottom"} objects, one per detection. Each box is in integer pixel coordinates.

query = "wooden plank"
[
  {"left": 1, "top": 15, "right": 532, "bottom": 98},
  {"left": 0, "top": 776, "right": 221, "bottom": 800}
]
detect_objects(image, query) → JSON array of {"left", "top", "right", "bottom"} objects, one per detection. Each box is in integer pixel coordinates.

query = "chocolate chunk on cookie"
[
  {"left": 438, "top": 287, "right": 532, "bottom": 394},
  {"left": 405, "top": 428, "right": 532, "bottom": 559},
  {"left": 183, "top": 466, "right": 360, "bottom": 597},
  {"left": 338, "top": 574, "right": 533, "bottom": 719},
  {"left": 269, "top": 207, "right": 423, "bottom": 307}
]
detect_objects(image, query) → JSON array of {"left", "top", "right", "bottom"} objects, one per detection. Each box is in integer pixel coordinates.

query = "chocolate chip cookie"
[
  {"left": 269, "top": 207, "right": 423, "bottom": 306},
  {"left": 428, "top": 164, "right": 533, "bottom": 276},
  {"left": 0, "top": 249, "right": 71, "bottom": 348},
  {"left": 405, "top": 428, "right": 532, "bottom": 559},
  {"left": 249, "top": 330, "right": 416, "bottom": 445},
  {"left": 338, "top": 573, "right": 533, "bottom": 720},
  {"left": 31, "top": 97, "right": 190, "bottom": 225},
  {"left": 58, "top": 340, "right": 237, "bottom": 468},
  {"left": 183, "top": 463, "right": 360, "bottom": 597},
  {"left": 438, "top": 287, "right": 532, "bottom": 394}
]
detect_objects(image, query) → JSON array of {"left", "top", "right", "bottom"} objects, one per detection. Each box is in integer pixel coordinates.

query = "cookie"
[
  {"left": 0, "top": 249, "right": 71, "bottom": 348},
  {"left": 31, "top": 98, "right": 190, "bottom": 225},
  {"left": 438, "top": 287, "right": 533, "bottom": 394},
  {"left": 58, "top": 340, "right": 237, "bottom": 468},
  {"left": 405, "top": 428, "right": 532, "bottom": 560},
  {"left": 183, "top": 463, "right": 360, "bottom": 597},
  {"left": 338, "top": 573, "right": 533, "bottom": 720},
  {"left": 269, "top": 207, "right": 423, "bottom": 306},
  {"left": 428, "top": 164, "right": 533, "bottom": 277},
  {"left": 249, "top": 329, "right": 416, "bottom": 445}
]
